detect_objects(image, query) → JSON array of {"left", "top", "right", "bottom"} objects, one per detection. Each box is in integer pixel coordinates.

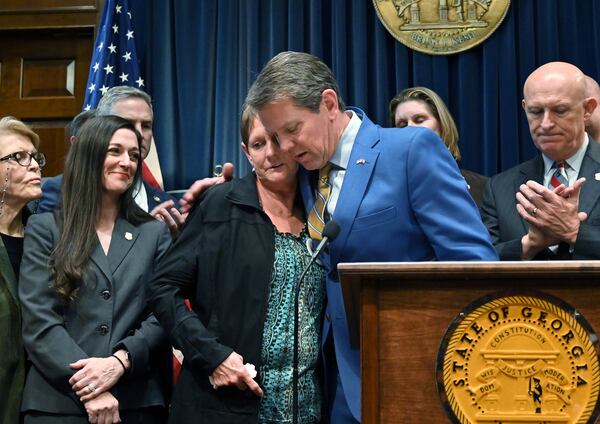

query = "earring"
[
  {"left": 32, "top": 167, "right": 41, "bottom": 214},
  {"left": 0, "top": 166, "right": 9, "bottom": 216}
]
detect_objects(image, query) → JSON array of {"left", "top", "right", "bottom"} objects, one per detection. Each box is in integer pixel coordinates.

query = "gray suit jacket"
[
  {"left": 481, "top": 140, "right": 600, "bottom": 260},
  {"left": 19, "top": 212, "right": 172, "bottom": 414}
]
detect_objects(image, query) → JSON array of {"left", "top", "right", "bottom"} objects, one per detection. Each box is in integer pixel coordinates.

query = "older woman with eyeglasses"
[{"left": 0, "top": 116, "right": 45, "bottom": 423}]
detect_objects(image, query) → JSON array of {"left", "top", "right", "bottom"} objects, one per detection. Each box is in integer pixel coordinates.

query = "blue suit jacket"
[
  {"left": 36, "top": 175, "right": 175, "bottom": 213},
  {"left": 36, "top": 175, "right": 62, "bottom": 213},
  {"left": 144, "top": 182, "right": 177, "bottom": 210},
  {"left": 299, "top": 108, "right": 498, "bottom": 420}
]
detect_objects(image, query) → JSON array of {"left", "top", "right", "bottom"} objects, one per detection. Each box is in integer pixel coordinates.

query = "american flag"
[
  {"left": 83, "top": 0, "right": 165, "bottom": 190},
  {"left": 83, "top": 0, "right": 144, "bottom": 110}
]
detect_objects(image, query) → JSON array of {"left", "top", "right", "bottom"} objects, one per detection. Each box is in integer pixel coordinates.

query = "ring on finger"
[
  {"left": 87, "top": 383, "right": 96, "bottom": 393},
  {"left": 532, "top": 207, "right": 538, "bottom": 215}
]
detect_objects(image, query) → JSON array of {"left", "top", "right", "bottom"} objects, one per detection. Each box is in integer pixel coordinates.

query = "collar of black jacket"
[{"left": 224, "top": 172, "right": 263, "bottom": 211}]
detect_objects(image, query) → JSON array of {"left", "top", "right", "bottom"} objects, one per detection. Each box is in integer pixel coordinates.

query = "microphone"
[
  {"left": 301, "top": 221, "right": 341, "bottom": 280},
  {"left": 292, "top": 220, "right": 340, "bottom": 424}
]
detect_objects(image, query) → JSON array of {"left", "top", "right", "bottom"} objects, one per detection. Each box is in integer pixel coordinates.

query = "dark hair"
[
  {"left": 52, "top": 115, "right": 151, "bottom": 301},
  {"left": 68, "top": 109, "right": 97, "bottom": 138}
]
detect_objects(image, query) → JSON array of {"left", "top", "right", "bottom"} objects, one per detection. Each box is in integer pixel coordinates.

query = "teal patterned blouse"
[{"left": 258, "top": 227, "right": 326, "bottom": 424}]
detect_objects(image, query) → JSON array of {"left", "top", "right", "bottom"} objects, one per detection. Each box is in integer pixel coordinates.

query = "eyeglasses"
[{"left": 0, "top": 151, "right": 47, "bottom": 168}]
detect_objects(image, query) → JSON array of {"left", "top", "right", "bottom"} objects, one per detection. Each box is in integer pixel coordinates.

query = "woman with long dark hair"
[{"left": 19, "top": 115, "right": 171, "bottom": 424}]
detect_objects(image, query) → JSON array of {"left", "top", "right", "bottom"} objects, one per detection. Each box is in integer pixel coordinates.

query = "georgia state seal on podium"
[{"left": 436, "top": 291, "right": 600, "bottom": 423}]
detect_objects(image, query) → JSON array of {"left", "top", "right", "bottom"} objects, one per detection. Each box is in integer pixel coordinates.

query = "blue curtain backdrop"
[{"left": 129, "top": 0, "right": 600, "bottom": 190}]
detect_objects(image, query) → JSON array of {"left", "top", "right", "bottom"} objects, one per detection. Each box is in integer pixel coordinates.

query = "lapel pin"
[
  {"left": 595, "top": 173, "right": 600, "bottom": 181},
  {"left": 124, "top": 232, "right": 133, "bottom": 241},
  {"left": 153, "top": 195, "right": 161, "bottom": 202},
  {"left": 356, "top": 159, "right": 366, "bottom": 165}
]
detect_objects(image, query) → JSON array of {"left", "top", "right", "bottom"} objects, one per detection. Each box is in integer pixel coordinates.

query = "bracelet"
[{"left": 111, "top": 354, "right": 127, "bottom": 374}]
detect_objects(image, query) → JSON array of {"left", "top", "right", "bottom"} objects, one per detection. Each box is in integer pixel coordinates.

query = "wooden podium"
[{"left": 338, "top": 261, "right": 600, "bottom": 423}]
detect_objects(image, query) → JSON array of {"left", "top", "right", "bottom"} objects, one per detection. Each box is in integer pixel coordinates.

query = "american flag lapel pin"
[{"left": 356, "top": 159, "right": 366, "bottom": 165}]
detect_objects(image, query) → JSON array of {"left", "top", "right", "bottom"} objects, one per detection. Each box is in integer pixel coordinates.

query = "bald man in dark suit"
[{"left": 482, "top": 61, "right": 600, "bottom": 260}]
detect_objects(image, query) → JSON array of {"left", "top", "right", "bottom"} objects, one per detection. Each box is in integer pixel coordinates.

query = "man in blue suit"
[{"left": 245, "top": 51, "right": 498, "bottom": 423}]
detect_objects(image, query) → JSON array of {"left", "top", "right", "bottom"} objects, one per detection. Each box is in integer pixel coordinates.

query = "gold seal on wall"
[
  {"left": 373, "top": 0, "right": 511, "bottom": 55},
  {"left": 437, "top": 293, "right": 600, "bottom": 423}
]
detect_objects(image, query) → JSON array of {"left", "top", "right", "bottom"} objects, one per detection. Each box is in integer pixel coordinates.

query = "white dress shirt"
[{"left": 326, "top": 110, "right": 362, "bottom": 216}]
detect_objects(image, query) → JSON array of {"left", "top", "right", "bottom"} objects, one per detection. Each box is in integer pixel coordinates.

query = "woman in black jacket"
[{"left": 148, "top": 105, "right": 326, "bottom": 423}]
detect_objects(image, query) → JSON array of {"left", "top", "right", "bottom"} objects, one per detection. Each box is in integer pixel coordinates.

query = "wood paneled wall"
[{"left": 0, "top": 0, "right": 103, "bottom": 176}]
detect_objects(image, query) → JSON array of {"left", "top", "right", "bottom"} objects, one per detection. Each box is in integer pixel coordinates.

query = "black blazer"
[
  {"left": 148, "top": 173, "right": 276, "bottom": 424},
  {"left": 19, "top": 213, "right": 172, "bottom": 415},
  {"left": 461, "top": 168, "right": 488, "bottom": 208},
  {"left": 481, "top": 140, "right": 600, "bottom": 260}
]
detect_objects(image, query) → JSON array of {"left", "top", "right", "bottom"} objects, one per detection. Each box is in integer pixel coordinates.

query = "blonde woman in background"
[{"left": 389, "top": 86, "right": 488, "bottom": 206}]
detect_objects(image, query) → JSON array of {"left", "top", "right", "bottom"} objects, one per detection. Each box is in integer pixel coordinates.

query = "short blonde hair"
[
  {"left": 0, "top": 116, "right": 40, "bottom": 149},
  {"left": 240, "top": 103, "right": 258, "bottom": 146},
  {"left": 389, "top": 87, "right": 461, "bottom": 161}
]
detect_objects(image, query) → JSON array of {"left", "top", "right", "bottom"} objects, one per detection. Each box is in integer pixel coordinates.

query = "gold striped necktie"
[{"left": 307, "top": 163, "right": 333, "bottom": 241}]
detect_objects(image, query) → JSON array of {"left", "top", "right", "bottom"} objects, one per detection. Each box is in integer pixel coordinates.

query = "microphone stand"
[
  {"left": 292, "top": 257, "right": 316, "bottom": 424},
  {"left": 292, "top": 221, "right": 339, "bottom": 424}
]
